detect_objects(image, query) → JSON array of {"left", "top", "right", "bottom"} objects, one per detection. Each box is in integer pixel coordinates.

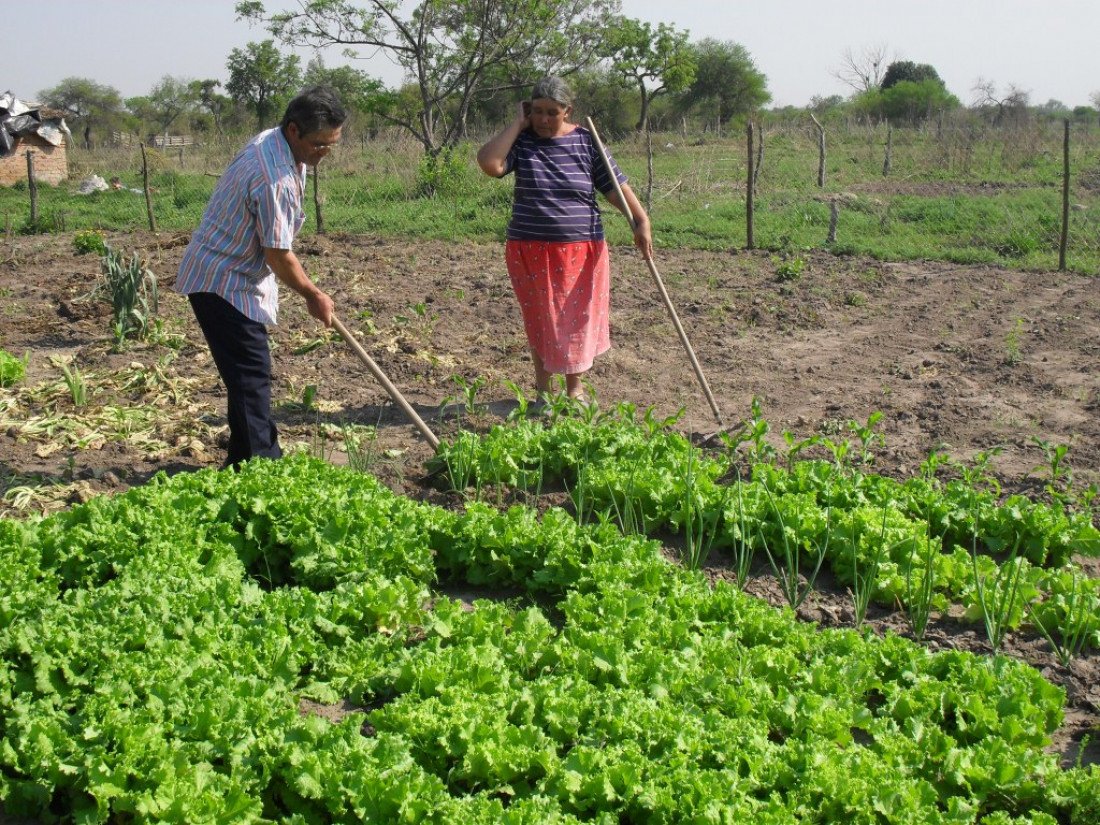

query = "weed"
[
  {"left": 0, "top": 348, "right": 28, "bottom": 387},
  {"left": 773, "top": 254, "right": 805, "bottom": 281},
  {"left": 72, "top": 229, "right": 108, "bottom": 256}
]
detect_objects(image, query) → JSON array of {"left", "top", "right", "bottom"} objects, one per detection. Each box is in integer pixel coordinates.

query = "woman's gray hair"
[{"left": 530, "top": 77, "right": 573, "bottom": 108}]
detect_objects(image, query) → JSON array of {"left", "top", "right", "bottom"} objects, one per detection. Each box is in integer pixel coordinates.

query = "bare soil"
[{"left": 1, "top": 230, "right": 1098, "bottom": 772}]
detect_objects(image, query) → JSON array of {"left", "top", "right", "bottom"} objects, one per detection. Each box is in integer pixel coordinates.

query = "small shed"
[{"left": 0, "top": 91, "right": 72, "bottom": 186}]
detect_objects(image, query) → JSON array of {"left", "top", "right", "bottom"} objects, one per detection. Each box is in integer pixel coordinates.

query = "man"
[{"left": 175, "top": 86, "right": 346, "bottom": 469}]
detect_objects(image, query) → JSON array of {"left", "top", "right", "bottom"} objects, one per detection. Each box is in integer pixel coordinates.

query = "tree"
[
  {"left": 1070, "top": 105, "right": 1094, "bottom": 123},
  {"left": 565, "top": 67, "right": 635, "bottom": 133},
  {"left": 971, "top": 78, "right": 1030, "bottom": 126},
  {"left": 190, "top": 80, "right": 234, "bottom": 136},
  {"left": 143, "top": 75, "right": 199, "bottom": 137},
  {"left": 879, "top": 79, "right": 959, "bottom": 124},
  {"left": 225, "top": 40, "right": 302, "bottom": 130},
  {"left": 834, "top": 43, "right": 890, "bottom": 94},
  {"left": 37, "top": 77, "right": 126, "bottom": 148},
  {"left": 809, "top": 95, "right": 845, "bottom": 115},
  {"left": 678, "top": 39, "right": 770, "bottom": 129},
  {"left": 850, "top": 59, "right": 956, "bottom": 125},
  {"left": 880, "top": 60, "right": 943, "bottom": 91},
  {"left": 236, "top": 0, "right": 618, "bottom": 156},
  {"left": 603, "top": 17, "right": 695, "bottom": 132},
  {"left": 303, "top": 56, "right": 385, "bottom": 114}
]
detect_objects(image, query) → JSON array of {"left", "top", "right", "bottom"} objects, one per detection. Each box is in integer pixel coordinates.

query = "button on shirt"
[{"left": 175, "top": 127, "right": 306, "bottom": 325}]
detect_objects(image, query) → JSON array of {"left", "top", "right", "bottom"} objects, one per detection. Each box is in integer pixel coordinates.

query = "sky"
[{"left": 7, "top": 0, "right": 1099, "bottom": 110}]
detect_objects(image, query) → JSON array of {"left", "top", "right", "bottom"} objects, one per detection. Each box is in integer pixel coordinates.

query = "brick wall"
[{"left": 0, "top": 136, "right": 68, "bottom": 186}]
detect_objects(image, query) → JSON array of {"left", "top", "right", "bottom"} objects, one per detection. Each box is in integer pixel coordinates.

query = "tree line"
[{"left": 32, "top": 1, "right": 1100, "bottom": 157}]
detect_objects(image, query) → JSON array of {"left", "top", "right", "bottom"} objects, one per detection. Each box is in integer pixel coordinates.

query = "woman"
[{"left": 476, "top": 76, "right": 653, "bottom": 403}]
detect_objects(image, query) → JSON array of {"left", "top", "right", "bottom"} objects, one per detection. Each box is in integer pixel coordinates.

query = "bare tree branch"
[{"left": 833, "top": 43, "right": 890, "bottom": 93}]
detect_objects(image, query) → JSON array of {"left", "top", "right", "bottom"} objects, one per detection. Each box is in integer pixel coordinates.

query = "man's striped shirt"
[
  {"left": 502, "top": 126, "right": 627, "bottom": 242},
  {"left": 175, "top": 127, "right": 305, "bottom": 325}
]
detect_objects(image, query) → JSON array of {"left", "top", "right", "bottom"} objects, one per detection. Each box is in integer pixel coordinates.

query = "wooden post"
[
  {"left": 754, "top": 126, "right": 764, "bottom": 192},
  {"left": 25, "top": 151, "right": 38, "bottom": 224},
  {"left": 140, "top": 143, "right": 157, "bottom": 233},
  {"left": 313, "top": 166, "right": 325, "bottom": 235},
  {"left": 1059, "top": 118, "right": 1069, "bottom": 271},
  {"left": 810, "top": 113, "right": 826, "bottom": 188},
  {"left": 746, "top": 122, "right": 755, "bottom": 250},
  {"left": 882, "top": 125, "right": 893, "bottom": 177},
  {"left": 827, "top": 201, "right": 839, "bottom": 244}
]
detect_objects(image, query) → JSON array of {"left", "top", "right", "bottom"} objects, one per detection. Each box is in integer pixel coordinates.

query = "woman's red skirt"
[{"left": 505, "top": 239, "right": 610, "bottom": 374}]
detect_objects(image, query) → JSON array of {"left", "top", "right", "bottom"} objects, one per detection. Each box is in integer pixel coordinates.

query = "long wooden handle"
[
  {"left": 331, "top": 315, "right": 440, "bottom": 450},
  {"left": 585, "top": 117, "right": 725, "bottom": 428}
]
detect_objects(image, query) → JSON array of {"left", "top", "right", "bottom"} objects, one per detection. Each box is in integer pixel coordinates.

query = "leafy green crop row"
[
  {"left": 432, "top": 409, "right": 1100, "bottom": 653},
  {"left": 2, "top": 454, "right": 1099, "bottom": 823}
]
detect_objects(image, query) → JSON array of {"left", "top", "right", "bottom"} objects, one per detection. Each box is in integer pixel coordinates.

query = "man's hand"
[{"left": 304, "top": 289, "right": 334, "bottom": 327}]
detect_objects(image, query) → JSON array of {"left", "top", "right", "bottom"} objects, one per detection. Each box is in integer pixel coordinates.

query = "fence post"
[
  {"left": 1059, "top": 118, "right": 1069, "bottom": 271},
  {"left": 25, "top": 151, "right": 38, "bottom": 224},
  {"left": 810, "top": 113, "right": 826, "bottom": 188},
  {"left": 754, "top": 126, "right": 764, "bottom": 192},
  {"left": 140, "top": 143, "right": 157, "bottom": 233},
  {"left": 746, "top": 121, "right": 755, "bottom": 250},
  {"left": 882, "top": 125, "right": 893, "bottom": 177}
]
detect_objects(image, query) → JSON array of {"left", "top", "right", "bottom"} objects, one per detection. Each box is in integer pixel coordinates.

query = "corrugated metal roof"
[{"left": 1, "top": 91, "right": 72, "bottom": 155}]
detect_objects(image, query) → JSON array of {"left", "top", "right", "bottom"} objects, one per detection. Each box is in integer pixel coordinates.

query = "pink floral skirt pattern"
[{"left": 505, "top": 239, "right": 610, "bottom": 375}]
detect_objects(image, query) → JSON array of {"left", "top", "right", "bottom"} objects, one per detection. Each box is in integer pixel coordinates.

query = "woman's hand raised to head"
[{"left": 477, "top": 102, "right": 531, "bottom": 177}]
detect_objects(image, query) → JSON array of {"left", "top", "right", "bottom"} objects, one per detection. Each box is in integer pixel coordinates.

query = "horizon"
[{"left": 6, "top": 1, "right": 1099, "bottom": 111}]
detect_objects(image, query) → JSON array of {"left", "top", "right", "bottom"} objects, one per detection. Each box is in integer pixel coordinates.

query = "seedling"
[
  {"left": 758, "top": 476, "right": 830, "bottom": 610},
  {"left": 851, "top": 501, "right": 891, "bottom": 627},
  {"left": 902, "top": 517, "right": 942, "bottom": 642},
  {"left": 58, "top": 358, "right": 88, "bottom": 408},
  {"left": 1026, "top": 571, "right": 1097, "bottom": 667},
  {"left": 970, "top": 531, "right": 1030, "bottom": 653},
  {"left": 1030, "top": 436, "right": 1073, "bottom": 502}
]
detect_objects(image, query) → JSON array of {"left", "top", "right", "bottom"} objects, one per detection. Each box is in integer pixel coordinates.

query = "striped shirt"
[
  {"left": 175, "top": 127, "right": 306, "bottom": 325},
  {"left": 502, "top": 126, "right": 627, "bottom": 242}
]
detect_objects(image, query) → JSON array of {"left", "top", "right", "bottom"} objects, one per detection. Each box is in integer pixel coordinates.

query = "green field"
[{"left": 4, "top": 117, "right": 1098, "bottom": 273}]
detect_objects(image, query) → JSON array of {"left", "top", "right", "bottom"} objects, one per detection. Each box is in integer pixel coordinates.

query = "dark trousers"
[{"left": 188, "top": 292, "right": 282, "bottom": 469}]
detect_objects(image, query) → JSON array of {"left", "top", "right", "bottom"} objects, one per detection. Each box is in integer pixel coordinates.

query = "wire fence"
[{"left": 4, "top": 116, "right": 1098, "bottom": 272}]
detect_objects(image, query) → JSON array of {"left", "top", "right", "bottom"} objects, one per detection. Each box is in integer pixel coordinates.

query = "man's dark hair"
[{"left": 281, "top": 86, "right": 347, "bottom": 135}]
